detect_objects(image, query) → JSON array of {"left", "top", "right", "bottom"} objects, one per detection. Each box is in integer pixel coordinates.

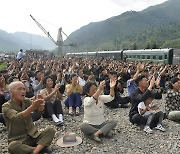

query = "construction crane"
[{"left": 30, "top": 14, "right": 75, "bottom": 57}]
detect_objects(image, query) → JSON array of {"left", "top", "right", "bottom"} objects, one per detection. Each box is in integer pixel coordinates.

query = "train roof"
[{"left": 123, "top": 48, "right": 172, "bottom": 54}]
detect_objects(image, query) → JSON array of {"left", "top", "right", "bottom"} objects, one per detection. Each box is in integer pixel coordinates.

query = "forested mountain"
[
  {"left": 1, "top": 0, "right": 180, "bottom": 53},
  {"left": 64, "top": 0, "right": 180, "bottom": 52},
  {"left": 0, "top": 30, "right": 56, "bottom": 52}
]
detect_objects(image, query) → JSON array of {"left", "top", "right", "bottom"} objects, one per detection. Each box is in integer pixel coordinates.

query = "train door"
[{"left": 168, "top": 49, "right": 173, "bottom": 64}]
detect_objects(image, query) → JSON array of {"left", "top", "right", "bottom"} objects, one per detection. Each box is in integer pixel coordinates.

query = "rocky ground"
[{"left": 0, "top": 94, "right": 179, "bottom": 154}]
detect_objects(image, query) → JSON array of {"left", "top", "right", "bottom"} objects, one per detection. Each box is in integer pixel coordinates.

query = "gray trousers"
[
  {"left": 8, "top": 127, "right": 56, "bottom": 154},
  {"left": 80, "top": 121, "right": 117, "bottom": 136},
  {"left": 168, "top": 111, "right": 180, "bottom": 122}
]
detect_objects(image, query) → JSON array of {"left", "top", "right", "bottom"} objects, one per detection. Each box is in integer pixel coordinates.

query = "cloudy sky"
[{"left": 0, "top": 0, "right": 167, "bottom": 40}]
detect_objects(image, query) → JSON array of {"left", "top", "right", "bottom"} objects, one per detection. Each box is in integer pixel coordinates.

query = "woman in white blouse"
[{"left": 80, "top": 79, "right": 117, "bottom": 142}]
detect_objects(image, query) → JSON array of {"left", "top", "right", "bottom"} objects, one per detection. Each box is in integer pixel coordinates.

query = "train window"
[
  {"left": 129, "top": 55, "right": 132, "bottom": 58},
  {"left": 142, "top": 55, "right": 145, "bottom": 59},
  {"left": 153, "top": 56, "right": 156, "bottom": 59},
  {"left": 133, "top": 55, "right": 136, "bottom": 58},
  {"left": 164, "top": 54, "right": 167, "bottom": 59},
  {"left": 137, "top": 55, "right": 140, "bottom": 59},
  {"left": 159, "top": 56, "right": 162, "bottom": 60},
  {"left": 147, "top": 56, "right": 150, "bottom": 59}
]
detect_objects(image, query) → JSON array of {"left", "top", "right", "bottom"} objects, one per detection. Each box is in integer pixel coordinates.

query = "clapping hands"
[{"left": 110, "top": 78, "right": 117, "bottom": 89}]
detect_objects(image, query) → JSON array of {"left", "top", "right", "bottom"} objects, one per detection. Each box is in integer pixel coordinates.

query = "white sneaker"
[
  {"left": 155, "top": 124, "right": 165, "bottom": 132},
  {"left": 143, "top": 126, "right": 153, "bottom": 133}
]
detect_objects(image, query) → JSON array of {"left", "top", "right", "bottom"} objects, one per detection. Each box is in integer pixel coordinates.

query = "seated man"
[
  {"left": 104, "top": 71, "right": 130, "bottom": 108},
  {"left": 129, "top": 75, "right": 163, "bottom": 127},
  {"left": 2, "top": 81, "right": 55, "bottom": 154}
]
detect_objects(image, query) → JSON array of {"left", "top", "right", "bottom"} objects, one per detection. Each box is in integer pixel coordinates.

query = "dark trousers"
[
  {"left": 0, "top": 112, "right": 41, "bottom": 126},
  {"left": 64, "top": 93, "right": 82, "bottom": 108},
  {"left": 129, "top": 113, "right": 147, "bottom": 126},
  {"left": 0, "top": 113, "right": 6, "bottom": 125},
  {"left": 145, "top": 111, "right": 164, "bottom": 128},
  {"left": 105, "top": 95, "right": 131, "bottom": 108},
  {"left": 43, "top": 100, "right": 63, "bottom": 118}
]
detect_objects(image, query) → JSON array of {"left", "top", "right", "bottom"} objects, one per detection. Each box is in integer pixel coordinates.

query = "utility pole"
[{"left": 57, "top": 28, "right": 63, "bottom": 57}]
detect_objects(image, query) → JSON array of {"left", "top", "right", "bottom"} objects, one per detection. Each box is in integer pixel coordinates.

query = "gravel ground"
[{"left": 0, "top": 94, "right": 179, "bottom": 154}]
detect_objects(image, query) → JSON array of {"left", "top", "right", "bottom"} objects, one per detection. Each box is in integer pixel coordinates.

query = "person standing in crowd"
[
  {"left": 80, "top": 80, "right": 117, "bottom": 142},
  {"left": 129, "top": 75, "right": 163, "bottom": 127},
  {"left": 40, "top": 76, "right": 64, "bottom": 126},
  {"left": 65, "top": 73, "right": 83, "bottom": 115},
  {"left": 16, "top": 49, "right": 24, "bottom": 61},
  {"left": 2, "top": 81, "right": 55, "bottom": 154},
  {"left": 165, "top": 77, "right": 180, "bottom": 122}
]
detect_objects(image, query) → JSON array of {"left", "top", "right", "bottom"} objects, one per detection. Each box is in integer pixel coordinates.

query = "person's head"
[
  {"left": 8, "top": 81, "right": 26, "bottom": 103},
  {"left": 43, "top": 76, "right": 53, "bottom": 88},
  {"left": 83, "top": 81, "right": 97, "bottom": 96},
  {"left": 174, "top": 72, "right": 180, "bottom": 79},
  {"left": 135, "top": 75, "right": 149, "bottom": 89},
  {"left": 101, "top": 67, "right": 107, "bottom": 75},
  {"left": 144, "top": 97, "right": 154, "bottom": 106},
  {"left": 141, "top": 69, "right": 148, "bottom": 77},
  {"left": 35, "top": 70, "right": 42, "bottom": 81},
  {"left": 20, "top": 49, "right": 23, "bottom": 52},
  {"left": 130, "top": 70, "right": 136, "bottom": 78},
  {"left": 70, "top": 73, "right": 78, "bottom": 85},
  {"left": 7, "top": 76, "right": 19, "bottom": 84},
  {"left": 0, "top": 73, "right": 5, "bottom": 86},
  {"left": 109, "top": 71, "right": 118, "bottom": 80},
  {"left": 170, "top": 77, "right": 180, "bottom": 91},
  {"left": 77, "top": 68, "right": 83, "bottom": 78}
]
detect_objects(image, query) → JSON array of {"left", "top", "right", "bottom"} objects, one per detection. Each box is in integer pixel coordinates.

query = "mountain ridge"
[{"left": 64, "top": 0, "right": 180, "bottom": 52}]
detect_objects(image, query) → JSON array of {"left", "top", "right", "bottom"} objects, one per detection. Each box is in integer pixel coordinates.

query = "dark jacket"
[{"left": 129, "top": 88, "right": 162, "bottom": 118}]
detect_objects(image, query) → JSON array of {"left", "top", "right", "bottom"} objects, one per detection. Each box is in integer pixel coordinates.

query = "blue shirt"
[
  {"left": 16, "top": 52, "right": 23, "bottom": 60},
  {"left": 127, "top": 79, "right": 138, "bottom": 96}
]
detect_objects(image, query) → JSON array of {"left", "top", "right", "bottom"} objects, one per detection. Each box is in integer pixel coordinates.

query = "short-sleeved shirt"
[
  {"left": 2, "top": 98, "right": 40, "bottom": 143},
  {"left": 138, "top": 102, "right": 154, "bottom": 116},
  {"left": 66, "top": 84, "right": 82, "bottom": 93},
  {"left": 16, "top": 51, "right": 23, "bottom": 60},
  {"left": 40, "top": 88, "right": 57, "bottom": 103}
]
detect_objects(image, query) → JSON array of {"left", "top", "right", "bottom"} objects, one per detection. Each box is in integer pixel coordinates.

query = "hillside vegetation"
[{"left": 64, "top": 0, "right": 180, "bottom": 52}]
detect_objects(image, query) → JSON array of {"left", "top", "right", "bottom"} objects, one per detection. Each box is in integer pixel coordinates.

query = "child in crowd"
[{"left": 138, "top": 97, "right": 165, "bottom": 133}]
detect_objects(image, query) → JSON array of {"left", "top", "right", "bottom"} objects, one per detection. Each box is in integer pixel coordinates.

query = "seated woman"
[
  {"left": 80, "top": 80, "right": 117, "bottom": 142},
  {"left": 64, "top": 73, "right": 83, "bottom": 115},
  {"left": 40, "top": 76, "right": 63, "bottom": 126},
  {"left": 165, "top": 77, "right": 180, "bottom": 122}
]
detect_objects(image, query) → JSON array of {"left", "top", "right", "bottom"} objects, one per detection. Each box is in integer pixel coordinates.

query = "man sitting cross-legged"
[{"left": 2, "top": 81, "right": 55, "bottom": 154}]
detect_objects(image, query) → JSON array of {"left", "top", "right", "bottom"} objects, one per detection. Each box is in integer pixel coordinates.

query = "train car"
[
  {"left": 66, "top": 48, "right": 179, "bottom": 65},
  {"left": 96, "top": 50, "right": 123, "bottom": 59},
  {"left": 123, "top": 49, "right": 173, "bottom": 64},
  {"left": 173, "top": 49, "right": 180, "bottom": 65}
]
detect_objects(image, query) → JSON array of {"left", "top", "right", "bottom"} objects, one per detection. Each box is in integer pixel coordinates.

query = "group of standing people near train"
[{"left": 0, "top": 54, "right": 179, "bottom": 153}]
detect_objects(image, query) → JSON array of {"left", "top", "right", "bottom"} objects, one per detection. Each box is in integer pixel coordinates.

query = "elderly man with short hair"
[{"left": 2, "top": 81, "right": 55, "bottom": 154}]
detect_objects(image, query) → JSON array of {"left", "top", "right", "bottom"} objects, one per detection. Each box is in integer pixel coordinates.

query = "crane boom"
[
  {"left": 30, "top": 14, "right": 76, "bottom": 57},
  {"left": 30, "top": 14, "right": 58, "bottom": 46}
]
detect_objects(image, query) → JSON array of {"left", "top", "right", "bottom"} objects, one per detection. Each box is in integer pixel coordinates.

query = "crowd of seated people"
[{"left": 0, "top": 54, "right": 179, "bottom": 153}]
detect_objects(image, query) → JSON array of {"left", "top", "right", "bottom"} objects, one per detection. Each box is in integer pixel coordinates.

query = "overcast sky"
[{"left": 0, "top": 0, "right": 167, "bottom": 40}]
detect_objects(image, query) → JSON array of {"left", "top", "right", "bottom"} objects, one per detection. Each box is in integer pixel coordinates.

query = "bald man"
[{"left": 2, "top": 81, "right": 55, "bottom": 154}]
